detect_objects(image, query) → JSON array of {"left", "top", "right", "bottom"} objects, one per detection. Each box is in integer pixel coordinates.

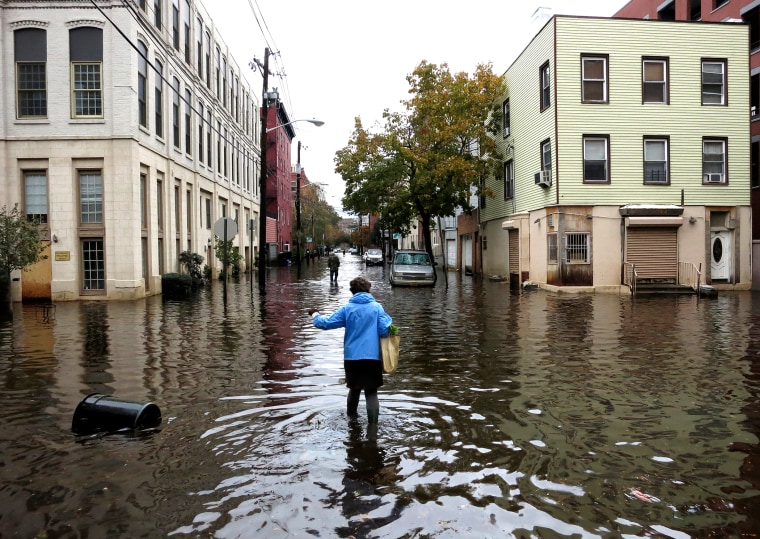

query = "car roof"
[{"left": 395, "top": 249, "right": 427, "bottom": 254}]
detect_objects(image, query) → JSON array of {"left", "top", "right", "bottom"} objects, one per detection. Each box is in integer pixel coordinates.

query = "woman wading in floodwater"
[{"left": 308, "top": 277, "right": 392, "bottom": 424}]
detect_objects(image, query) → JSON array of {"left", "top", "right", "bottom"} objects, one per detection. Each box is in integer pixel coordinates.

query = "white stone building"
[{"left": 1, "top": 0, "right": 260, "bottom": 301}]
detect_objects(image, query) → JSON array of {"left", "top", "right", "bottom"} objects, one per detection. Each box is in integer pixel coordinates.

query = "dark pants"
[{"left": 330, "top": 268, "right": 338, "bottom": 281}]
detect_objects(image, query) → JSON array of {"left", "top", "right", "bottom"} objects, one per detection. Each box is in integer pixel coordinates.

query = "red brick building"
[{"left": 263, "top": 98, "right": 295, "bottom": 256}]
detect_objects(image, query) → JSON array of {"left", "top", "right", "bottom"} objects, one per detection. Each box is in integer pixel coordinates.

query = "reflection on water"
[{"left": 1, "top": 257, "right": 759, "bottom": 538}]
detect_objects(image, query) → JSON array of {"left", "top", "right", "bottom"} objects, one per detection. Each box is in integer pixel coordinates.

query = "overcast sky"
[{"left": 205, "top": 0, "right": 630, "bottom": 216}]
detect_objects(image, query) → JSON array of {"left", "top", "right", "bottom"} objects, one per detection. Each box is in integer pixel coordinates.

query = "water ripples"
[{"left": 2, "top": 259, "right": 760, "bottom": 537}]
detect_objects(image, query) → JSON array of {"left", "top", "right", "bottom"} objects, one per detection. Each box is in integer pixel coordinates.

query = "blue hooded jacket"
[{"left": 312, "top": 292, "right": 392, "bottom": 360}]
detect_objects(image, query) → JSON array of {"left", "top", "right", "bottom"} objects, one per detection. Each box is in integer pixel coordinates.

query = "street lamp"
[{"left": 266, "top": 118, "right": 324, "bottom": 133}]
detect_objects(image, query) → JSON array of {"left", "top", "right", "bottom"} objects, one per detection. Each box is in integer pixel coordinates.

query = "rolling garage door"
[
  {"left": 508, "top": 229, "right": 519, "bottom": 274},
  {"left": 626, "top": 227, "right": 677, "bottom": 280}
]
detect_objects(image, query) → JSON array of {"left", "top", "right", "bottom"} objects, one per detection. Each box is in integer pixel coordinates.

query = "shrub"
[{"left": 162, "top": 273, "right": 192, "bottom": 298}]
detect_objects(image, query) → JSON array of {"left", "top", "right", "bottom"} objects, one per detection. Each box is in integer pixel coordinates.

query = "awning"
[{"left": 625, "top": 216, "right": 683, "bottom": 227}]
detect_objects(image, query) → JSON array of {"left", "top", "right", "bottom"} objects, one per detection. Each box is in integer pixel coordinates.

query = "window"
[
  {"left": 702, "top": 59, "right": 726, "bottom": 105},
  {"left": 583, "top": 136, "right": 609, "bottom": 183},
  {"left": 565, "top": 232, "right": 590, "bottom": 263},
  {"left": 714, "top": 0, "right": 729, "bottom": 9},
  {"left": 206, "top": 111, "right": 213, "bottom": 167},
  {"left": 215, "top": 47, "right": 221, "bottom": 96},
  {"left": 15, "top": 28, "right": 47, "bottom": 118},
  {"left": 217, "top": 119, "right": 222, "bottom": 172},
  {"left": 504, "top": 160, "right": 514, "bottom": 200},
  {"left": 154, "top": 59, "right": 163, "bottom": 137},
  {"left": 198, "top": 101, "right": 205, "bottom": 160},
  {"left": 581, "top": 55, "right": 607, "bottom": 103},
  {"left": 223, "top": 128, "right": 229, "bottom": 177},
  {"left": 184, "top": 89, "right": 191, "bottom": 154},
  {"left": 746, "top": 6, "right": 760, "bottom": 52},
  {"left": 70, "top": 27, "right": 103, "bottom": 118},
  {"left": 658, "top": 0, "right": 675, "bottom": 20},
  {"left": 222, "top": 57, "right": 227, "bottom": 108},
  {"left": 183, "top": 0, "right": 190, "bottom": 64},
  {"left": 502, "top": 98, "right": 510, "bottom": 137},
  {"left": 137, "top": 40, "right": 148, "bottom": 128},
  {"left": 82, "top": 239, "right": 105, "bottom": 291},
  {"left": 547, "top": 233, "right": 558, "bottom": 264},
  {"left": 154, "top": 0, "right": 162, "bottom": 29},
  {"left": 172, "top": 0, "right": 179, "bottom": 50},
  {"left": 753, "top": 141, "right": 759, "bottom": 189},
  {"left": 174, "top": 185, "right": 182, "bottom": 233},
  {"left": 157, "top": 237, "right": 165, "bottom": 275},
  {"left": 643, "top": 58, "right": 668, "bottom": 104},
  {"left": 752, "top": 74, "right": 759, "bottom": 120},
  {"left": 186, "top": 189, "right": 192, "bottom": 234},
  {"left": 703, "top": 138, "right": 727, "bottom": 184},
  {"left": 540, "top": 61, "right": 551, "bottom": 111},
  {"left": 157, "top": 179, "right": 163, "bottom": 231},
  {"left": 79, "top": 171, "right": 103, "bottom": 224},
  {"left": 689, "top": 0, "right": 701, "bottom": 20},
  {"left": 24, "top": 171, "right": 48, "bottom": 223},
  {"left": 172, "top": 77, "right": 180, "bottom": 148},
  {"left": 644, "top": 137, "right": 669, "bottom": 184},
  {"left": 234, "top": 75, "right": 239, "bottom": 121},
  {"left": 204, "top": 31, "right": 211, "bottom": 88},
  {"left": 140, "top": 172, "right": 147, "bottom": 229},
  {"left": 196, "top": 17, "right": 203, "bottom": 76},
  {"left": 541, "top": 139, "right": 552, "bottom": 178}
]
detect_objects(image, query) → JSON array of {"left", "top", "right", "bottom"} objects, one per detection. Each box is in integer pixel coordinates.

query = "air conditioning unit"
[
  {"left": 703, "top": 173, "right": 723, "bottom": 184},
  {"left": 534, "top": 170, "right": 552, "bottom": 188}
]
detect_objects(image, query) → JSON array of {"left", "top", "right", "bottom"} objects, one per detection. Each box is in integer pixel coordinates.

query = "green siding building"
[{"left": 481, "top": 15, "right": 750, "bottom": 292}]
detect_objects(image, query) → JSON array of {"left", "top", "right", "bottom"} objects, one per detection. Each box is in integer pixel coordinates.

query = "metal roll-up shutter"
[
  {"left": 508, "top": 230, "right": 519, "bottom": 274},
  {"left": 626, "top": 227, "right": 677, "bottom": 279}
]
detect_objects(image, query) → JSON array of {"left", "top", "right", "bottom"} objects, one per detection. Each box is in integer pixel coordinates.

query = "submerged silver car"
[
  {"left": 389, "top": 250, "right": 436, "bottom": 287},
  {"left": 364, "top": 248, "right": 384, "bottom": 266}
]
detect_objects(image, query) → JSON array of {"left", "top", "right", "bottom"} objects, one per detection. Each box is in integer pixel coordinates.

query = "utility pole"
[
  {"left": 295, "top": 140, "right": 302, "bottom": 270},
  {"left": 255, "top": 48, "right": 270, "bottom": 294}
]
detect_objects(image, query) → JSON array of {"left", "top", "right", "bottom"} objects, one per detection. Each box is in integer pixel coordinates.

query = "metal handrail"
[
  {"left": 678, "top": 262, "right": 702, "bottom": 296},
  {"left": 623, "top": 262, "right": 637, "bottom": 296}
]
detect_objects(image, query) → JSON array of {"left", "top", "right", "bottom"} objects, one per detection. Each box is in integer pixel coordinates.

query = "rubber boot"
[{"left": 367, "top": 408, "right": 379, "bottom": 424}]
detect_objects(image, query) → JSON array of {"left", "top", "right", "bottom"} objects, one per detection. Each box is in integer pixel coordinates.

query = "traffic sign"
[{"left": 213, "top": 217, "right": 238, "bottom": 240}]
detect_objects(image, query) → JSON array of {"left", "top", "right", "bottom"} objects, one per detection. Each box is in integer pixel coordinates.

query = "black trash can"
[{"left": 72, "top": 393, "right": 162, "bottom": 435}]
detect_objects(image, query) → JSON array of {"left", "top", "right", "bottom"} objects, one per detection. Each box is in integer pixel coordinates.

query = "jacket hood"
[{"left": 349, "top": 292, "right": 375, "bottom": 304}]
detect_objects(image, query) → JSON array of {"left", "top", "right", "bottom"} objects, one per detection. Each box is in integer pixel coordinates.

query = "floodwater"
[{"left": 1, "top": 255, "right": 759, "bottom": 539}]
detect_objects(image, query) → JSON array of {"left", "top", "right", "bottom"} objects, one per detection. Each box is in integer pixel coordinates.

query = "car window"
[{"left": 413, "top": 254, "right": 431, "bottom": 265}]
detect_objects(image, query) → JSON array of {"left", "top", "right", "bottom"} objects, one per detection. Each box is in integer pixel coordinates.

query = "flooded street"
[{"left": 1, "top": 254, "right": 760, "bottom": 538}]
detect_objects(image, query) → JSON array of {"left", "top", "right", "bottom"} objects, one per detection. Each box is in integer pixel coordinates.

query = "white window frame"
[
  {"left": 703, "top": 138, "right": 727, "bottom": 184},
  {"left": 71, "top": 62, "right": 103, "bottom": 118},
  {"left": 702, "top": 59, "right": 726, "bottom": 105},
  {"left": 583, "top": 136, "right": 609, "bottom": 183},
  {"left": 644, "top": 138, "right": 669, "bottom": 184},
  {"left": 643, "top": 58, "right": 668, "bottom": 104},
  {"left": 581, "top": 55, "right": 607, "bottom": 103}
]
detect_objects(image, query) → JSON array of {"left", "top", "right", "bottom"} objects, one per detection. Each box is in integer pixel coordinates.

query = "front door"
[
  {"left": 462, "top": 235, "right": 472, "bottom": 275},
  {"left": 711, "top": 230, "right": 731, "bottom": 280}
]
